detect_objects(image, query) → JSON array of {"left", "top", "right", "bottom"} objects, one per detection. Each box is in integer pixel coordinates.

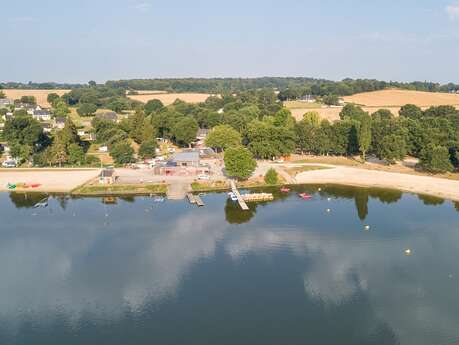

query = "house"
[
  {"left": 53, "top": 117, "right": 66, "bottom": 130},
  {"left": 0, "top": 99, "right": 13, "bottom": 108},
  {"left": 77, "top": 129, "right": 86, "bottom": 136},
  {"left": 300, "top": 95, "right": 316, "bottom": 103},
  {"left": 41, "top": 123, "right": 52, "bottom": 133},
  {"left": 171, "top": 151, "right": 200, "bottom": 167},
  {"left": 2, "top": 112, "right": 13, "bottom": 121},
  {"left": 96, "top": 111, "right": 118, "bottom": 122},
  {"left": 99, "top": 169, "right": 116, "bottom": 184},
  {"left": 32, "top": 109, "right": 52, "bottom": 121}
]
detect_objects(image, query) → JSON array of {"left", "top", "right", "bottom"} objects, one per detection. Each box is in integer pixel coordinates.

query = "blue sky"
[{"left": 3, "top": 0, "right": 459, "bottom": 83}]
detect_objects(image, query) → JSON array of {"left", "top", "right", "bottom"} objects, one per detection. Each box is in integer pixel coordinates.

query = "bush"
[
  {"left": 264, "top": 168, "right": 278, "bottom": 185},
  {"left": 77, "top": 103, "right": 97, "bottom": 116},
  {"left": 420, "top": 145, "right": 453, "bottom": 173}
]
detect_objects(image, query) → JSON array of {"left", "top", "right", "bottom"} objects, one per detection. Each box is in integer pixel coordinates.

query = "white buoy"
[
  {"left": 364, "top": 225, "right": 370, "bottom": 231},
  {"left": 327, "top": 197, "right": 331, "bottom": 201},
  {"left": 318, "top": 188, "right": 322, "bottom": 192},
  {"left": 405, "top": 249, "right": 412, "bottom": 256},
  {"left": 326, "top": 208, "right": 331, "bottom": 213}
]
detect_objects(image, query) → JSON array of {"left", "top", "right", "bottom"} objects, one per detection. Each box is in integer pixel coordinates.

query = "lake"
[{"left": 1, "top": 186, "right": 459, "bottom": 345}]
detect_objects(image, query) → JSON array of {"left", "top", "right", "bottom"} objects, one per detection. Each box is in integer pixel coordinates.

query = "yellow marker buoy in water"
[
  {"left": 364, "top": 225, "right": 370, "bottom": 231},
  {"left": 405, "top": 249, "right": 412, "bottom": 256},
  {"left": 318, "top": 188, "right": 322, "bottom": 192}
]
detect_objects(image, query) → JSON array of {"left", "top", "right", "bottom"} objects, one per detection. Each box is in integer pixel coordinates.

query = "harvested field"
[
  {"left": 2, "top": 89, "right": 70, "bottom": 107},
  {"left": 127, "top": 93, "right": 212, "bottom": 105},
  {"left": 343, "top": 89, "right": 459, "bottom": 107}
]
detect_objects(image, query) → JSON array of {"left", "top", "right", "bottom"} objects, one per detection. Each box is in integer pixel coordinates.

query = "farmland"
[
  {"left": 127, "top": 92, "right": 212, "bottom": 105},
  {"left": 343, "top": 89, "right": 459, "bottom": 107},
  {"left": 2, "top": 89, "right": 70, "bottom": 107},
  {"left": 287, "top": 89, "right": 459, "bottom": 121}
]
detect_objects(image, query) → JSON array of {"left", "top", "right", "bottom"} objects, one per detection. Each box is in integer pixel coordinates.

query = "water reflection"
[{"left": 0, "top": 188, "right": 458, "bottom": 345}]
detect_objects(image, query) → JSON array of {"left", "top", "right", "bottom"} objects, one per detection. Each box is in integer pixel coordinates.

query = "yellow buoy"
[
  {"left": 318, "top": 188, "right": 322, "bottom": 192},
  {"left": 364, "top": 225, "right": 370, "bottom": 231},
  {"left": 405, "top": 249, "right": 412, "bottom": 256}
]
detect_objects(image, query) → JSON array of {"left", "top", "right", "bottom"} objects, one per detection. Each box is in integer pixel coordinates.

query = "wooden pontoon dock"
[{"left": 230, "top": 180, "right": 249, "bottom": 211}]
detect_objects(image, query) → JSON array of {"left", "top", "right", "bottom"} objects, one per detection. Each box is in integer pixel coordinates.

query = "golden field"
[
  {"left": 127, "top": 92, "right": 212, "bottom": 105},
  {"left": 2, "top": 89, "right": 70, "bottom": 107},
  {"left": 288, "top": 89, "right": 459, "bottom": 122},
  {"left": 343, "top": 89, "right": 459, "bottom": 107}
]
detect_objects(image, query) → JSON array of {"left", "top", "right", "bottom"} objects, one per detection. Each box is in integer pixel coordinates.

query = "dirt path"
[{"left": 292, "top": 164, "right": 459, "bottom": 202}]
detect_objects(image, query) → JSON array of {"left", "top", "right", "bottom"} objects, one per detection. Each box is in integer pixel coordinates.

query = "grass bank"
[{"left": 72, "top": 183, "right": 167, "bottom": 196}]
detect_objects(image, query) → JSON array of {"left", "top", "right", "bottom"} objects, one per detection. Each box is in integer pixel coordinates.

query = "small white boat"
[
  {"left": 153, "top": 197, "right": 165, "bottom": 203},
  {"left": 228, "top": 192, "right": 238, "bottom": 202}
]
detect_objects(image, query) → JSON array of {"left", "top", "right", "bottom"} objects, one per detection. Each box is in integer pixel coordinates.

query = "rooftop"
[{"left": 172, "top": 151, "right": 200, "bottom": 162}]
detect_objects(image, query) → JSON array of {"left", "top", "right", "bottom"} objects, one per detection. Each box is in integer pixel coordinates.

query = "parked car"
[
  {"left": 197, "top": 174, "right": 210, "bottom": 181},
  {"left": 2, "top": 160, "right": 17, "bottom": 168}
]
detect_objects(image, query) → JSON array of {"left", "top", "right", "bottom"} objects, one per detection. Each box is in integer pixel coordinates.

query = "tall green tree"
[
  {"left": 144, "top": 99, "right": 164, "bottom": 115},
  {"left": 111, "top": 141, "right": 135, "bottom": 164},
  {"left": 358, "top": 114, "right": 372, "bottom": 160},
  {"left": 377, "top": 134, "right": 407, "bottom": 164},
  {"left": 205, "top": 125, "right": 242, "bottom": 152},
  {"left": 138, "top": 139, "right": 158, "bottom": 159},
  {"left": 173, "top": 117, "right": 198, "bottom": 147},
  {"left": 224, "top": 146, "right": 257, "bottom": 180}
]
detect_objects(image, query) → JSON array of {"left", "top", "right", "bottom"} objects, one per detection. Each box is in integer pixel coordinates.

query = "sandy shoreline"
[
  {"left": 293, "top": 165, "right": 459, "bottom": 202},
  {"left": 1, "top": 166, "right": 459, "bottom": 203},
  {"left": 0, "top": 169, "right": 100, "bottom": 193}
]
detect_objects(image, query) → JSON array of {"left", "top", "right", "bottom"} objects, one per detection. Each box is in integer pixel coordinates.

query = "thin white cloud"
[
  {"left": 446, "top": 4, "right": 459, "bottom": 20},
  {"left": 133, "top": 2, "right": 152, "bottom": 12}
]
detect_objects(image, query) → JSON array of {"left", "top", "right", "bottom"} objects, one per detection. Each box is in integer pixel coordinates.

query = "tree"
[
  {"left": 322, "top": 94, "right": 340, "bottom": 106},
  {"left": 302, "top": 111, "right": 321, "bottom": 127},
  {"left": 88, "top": 80, "right": 97, "bottom": 87},
  {"left": 145, "top": 99, "right": 164, "bottom": 114},
  {"left": 205, "top": 125, "right": 242, "bottom": 152},
  {"left": 173, "top": 117, "right": 198, "bottom": 146},
  {"left": 0, "top": 90, "right": 5, "bottom": 99},
  {"left": 60, "top": 117, "right": 79, "bottom": 147},
  {"left": 110, "top": 141, "right": 135, "bottom": 164},
  {"left": 4, "top": 116, "right": 44, "bottom": 147},
  {"left": 247, "top": 119, "right": 296, "bottom": 159},
  {"left": 399, "top": 104, "right": 423, "bottom": 119},
  {"left": 264, "top": 168, "right": 278, "bottom": 185},
  {"left": 419, "top": 144, "right": 453, "bottom": 173},
  {"left": 138, "top": 139, "right": 158, "bottom": 159},
  {"left": 377, "top": 134, "right": 407, "bottom": 164},
  {"left": 50, "top": 136, "right": 68, "bottom": 167},
  {"left": 358, "top": 114, "right": 372, "bottom": 160},
  {"left": 224, "top": 146, "right": 257, "bottom": 180},
  {"left": 47, "top": 93, "right": 60, "bottom": 106},
  {"left": 20, "top": 96, "right": 36, "bottom": 104},
  {"left": 68, "top": 144, "right": 85, "bottom": 165},
  {"left": 339, "top": 104, "right": 367, "bottom": 121},
  {"left": 371, "top": 109, "right": 393, "bottom": 120},
  {"left": 53, "top": 100, "right": 70, "bottom": 117},
  {"left": 77, "top": 103, "right": 97, "bottom": 116}
]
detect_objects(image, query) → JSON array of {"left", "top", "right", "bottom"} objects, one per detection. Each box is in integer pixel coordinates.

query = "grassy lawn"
[
  {"left": 73, "top": 183, "right": 167, "bottom": 195},
  {"left": 191, "top": 180, "right": 229, "bottom": 192}
]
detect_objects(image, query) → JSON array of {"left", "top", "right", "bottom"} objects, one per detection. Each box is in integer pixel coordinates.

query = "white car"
[
  {"left": 2, "top": 160, "right": 17, "bottom": 168},
  {"left": 197, "top": 174, "right": 210, "bottom": 180}
]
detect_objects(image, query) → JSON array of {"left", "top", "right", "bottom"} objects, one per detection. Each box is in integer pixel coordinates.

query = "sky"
[{"left": 3, "top": 0, "right": 459, "bottom": 84}]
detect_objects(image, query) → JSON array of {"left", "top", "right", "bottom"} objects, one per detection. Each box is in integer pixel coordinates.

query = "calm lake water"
[{"left": 1, "top": 186, "right": 459, "bottom": 345}]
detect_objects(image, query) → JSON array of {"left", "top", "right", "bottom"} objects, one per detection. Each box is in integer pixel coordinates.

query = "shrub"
[{"left": 264, "top": 168, "right": 279, "bottom": 185}]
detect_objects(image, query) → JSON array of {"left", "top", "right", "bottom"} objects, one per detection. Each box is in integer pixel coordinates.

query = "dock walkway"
[{"left": 230, "top": 180, "right": 249, "bottom": 211}]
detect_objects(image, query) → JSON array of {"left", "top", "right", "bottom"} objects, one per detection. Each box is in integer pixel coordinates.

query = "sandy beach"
[
  {"left": 0, "top": 169, "right": 100, "bottom": 193},
  {"left": 293, "top": 164, "right": 459, "bottom": 202}
]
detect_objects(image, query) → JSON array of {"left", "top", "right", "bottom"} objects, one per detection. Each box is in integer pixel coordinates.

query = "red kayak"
[
  {"left": 30, "top": 183, "right": 41, "bottom": 188},
  {"left": 299, "top": 193, "right": 312, "bottom": 200},
  {"left": 280, "top": 187, "right": 290, "bottom": 193}
]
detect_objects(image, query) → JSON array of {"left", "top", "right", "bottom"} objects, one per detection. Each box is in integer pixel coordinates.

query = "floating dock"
[
  {"left": 230, "top": 180, "right": 249, "bottom": 211},
  {"left": 187, "top": 193, "right": 205, "bottom": 207},
  {"left": 242, "top": 193, "right": 274, "bottom": 202}
]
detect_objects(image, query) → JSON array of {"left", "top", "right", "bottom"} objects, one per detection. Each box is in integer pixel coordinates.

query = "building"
[
  {"left": 32, "top": 109, "right": 52, "bottom": 121},
  {"left": 0, "top": 99, "right": 13, "bottom": 108},
  {"left": 41, "top": 123, "right": 52, "bottom": 133},
  {"left": 2, "top": 112, "right": 13, "bottom": 121},
  {"left": 53, "top": 117, "right": 66, "bottom": 130},
  {"left": 99, "top": 169, "right": 116, "bottom": 184},
  {"left": 171, "top": 151, "right": 200, "bottom": 167},
  {"left": 96, "top": 111, "right": 118, "bottom": 122}
]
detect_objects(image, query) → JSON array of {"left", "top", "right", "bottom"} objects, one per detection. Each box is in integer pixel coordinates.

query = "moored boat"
[{"left": 299, "top": 193, "right": 312, "bottom": 200}]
